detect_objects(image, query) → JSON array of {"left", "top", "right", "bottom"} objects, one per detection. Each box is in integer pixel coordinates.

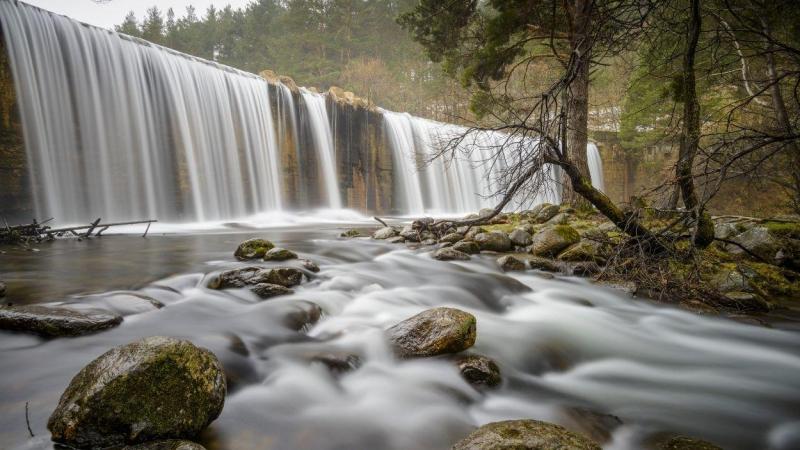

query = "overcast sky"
[{"left": 24, "top": 0, "right": 252, "bottom": 30}]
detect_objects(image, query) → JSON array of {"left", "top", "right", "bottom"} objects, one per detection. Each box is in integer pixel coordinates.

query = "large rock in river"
[
  {"left": 475, "top": 231, "right": 513, "bottom": 252},
  {"left": 373, "top": 227, "right": 397, "bottom": 240},
  {"left": 454, "top": 354, "right": 501, "bottom": 388},
  {"left": 531, "top": 225, "right": 580, "bottom": 257},
  {"left": 48, "top": 336, "right": 226, "bottom": 448},
  {"left": 387, "top": 307, "right": 476, "bottom": 358},
  {"left": 453, "top": 241, "right": 480, "bottom": 254},
  {"left": 262, "top": 247, "right": 297, "bottom": 261},
  {"left": 452, "top": 419, "right": 601, "bottom": 450},
  {"left": 234, "top": 238, "right": 274, "bottom": 260},
  {"left": 209, "top": 266, "right": 303, "bottom": 289},
  {"left": 433, "top": 247, "right": 471, "bottom": 261},
  {"left": 0, "top": 305, "right": 122, "bottom": 337}
]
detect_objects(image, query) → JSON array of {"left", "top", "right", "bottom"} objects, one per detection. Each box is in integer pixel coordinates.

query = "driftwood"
[{"left": 1, "top": 218, "right": 157, "bottom": 243}]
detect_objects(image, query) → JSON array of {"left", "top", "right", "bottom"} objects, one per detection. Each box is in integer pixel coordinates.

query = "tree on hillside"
[
  {"left": 140, "top": 7, "right": 165, "bottom": 44},
  {"left": 116, "top": 11, "right": 140, "bottom": 37}
]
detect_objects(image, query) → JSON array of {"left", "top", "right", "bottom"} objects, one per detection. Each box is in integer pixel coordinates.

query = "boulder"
[
  {"left": 657, "top": 436, "right": 722, "bottom": 450},
  {"left": 729, "top": 226, "right": 780, "bottom": 261},
  {"left": 464, "top": 226, "right": 487, "bottom": 241},
  {"left": 531, "top": 225, "right": 580, "bottom": 257},
  {"left": 454, "top": 354, "right": 501, "bottom": 388},
  {"left": 386, "top": 236, "right": 406, "bottom": 244},
  {"left": 558, "top": 240, "right": 605, "bottom": 263},
  {"left": 534, "top": 204, "right": 560, "bottom": 223},
  {"left": 545, "top": 212, "right": 571, "bottom": 225},
  {"left": 433, "top": 247, "right": 471, "bottom": 261},
  {"left": 263, "top": 247, "right": 297, "bottom": 261},
  {"left": 299, "top": 259, "right": 320, "bottom": 273},
  {"left": 509, "top": 228, "right": 533, "bottom": 247},
  {"left": 373, "top": 227, "right": 397, "bottom": 240},
  {"left": 440, "top": 232, "right": 465, "bottom": 244},
  {"left": 453, "top": 241, "right": 480, "bottom": 254},
  {"left": 527, "top": 257, "right": 560, "bottom": 272},
  {"left": 0, "top": 305, "right": 122, "bottom": 337},
  {"left": 250, "top": 283, "right": 293, "bottom": 299},
  {"left": 452, "top": 419, "right": 601, "bottom": 450},
  {"left": 497, "top": 255, "right": 526, "bottom": 272},
  {"left": 48, "top": 336, "right": 225, "bottom": 448},
  {"left": 387, "top": 307, "right": 476, "bottom": 358},
  {"left": 475, "top": 231, "right": 513, "bottom": 252},
  {"left": 234, "top": 238, "right": 274, "bottom": 260},
  {"left": 209, "top": 267, "right": 303, "bottom": 290},
  {"left": 124, "top": 441, "right": 206, "bottom": 450}
]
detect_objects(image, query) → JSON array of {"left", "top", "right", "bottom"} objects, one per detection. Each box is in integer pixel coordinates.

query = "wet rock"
[
  {"left": 509, "top": 228, "right": 533, "bottom": 247},
  {"left": 531, "top": 225, "right": 580, "bottom": 257},
  {"left": 720, "top": 291, "right": 770, "bottom": 312},
  {"left": 453, "top": 241, "right": 480, "bottom": 254},
  {"left": 452, "top": 419, "right": 601, "bottom": 450},
  {"left": 234, "top": 238, "right": 274, "bottom": 260},
  {"left": 440, "top": 232, "right": 465, "bottom": 244},
  {"left": 0, "top": 305, "right": 122, "bottom": 337},
  {"left": 339, "top": 229, "right": 364, "bottom": 238},
  {"left": 475, "top": 231, "right": 513, "bottom": 252},
  {"left": 656, "top": 435, "right": 722, "bottom": 450},
  {"left": 48, "top": 336, "right": 225, "bottom": 448},
  {"left": 373, "top": 227, "right": 397, "bottom": 240},
  {"left": 282, "top": 301, "right": 323, "bottom": 331},
  {"left": 558, "top": 240, "right": 605, "bottom": 263},
  {"left": 454, "top": 354, "right": 501, "bottom": 388},
  {"left": 263, "top": 247, "right": 297, "bottom": 261},
  {"left": 497, "top": 255, "right": 526, "bottom": 272},
  {"left": 534, "top": 203, "right": 561, "bottom": 223},
  {"left": 309, "top": 352, "right": 362, "bottom": 375},
  {"left": 124, "top": 440, "right": 206, "bottom": 450},
  {"left": 527, "top": 256, "right": 560, "bottom": 272},
  {"left": 210, "top": 266, "right": 303, "bottom": 290},
  {"left": 572, "top": 262, "right": 601, "bottom": 276},
  {"left": 386, "top": 236, "right": 406, "bottom": 244},
  {"left": 300, "top": 259, "right": 320, "bottom": 273},
  {"left": 729, "top": 226, "right": 780, "bottom": 261},
  {"left": 433, "top": 247, "right": 471, "bottom": 261},
  {"left": 250, "top": 283, "right": 293, "bottom": 299},
  {"left": 387, "top": 307, "right": 476, "bottom": 358}
]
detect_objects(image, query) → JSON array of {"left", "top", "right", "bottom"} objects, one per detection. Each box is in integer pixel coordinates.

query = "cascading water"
[
  {"left": 382, "top": 112, "right": 425, "bottom": 215},
  {"left": 300, "top": 88, "right": 341, "bottom": 209},
  {"left": 587, "top": 141, "right": 605, "bottom": 192},
  {"left": 0, "top": 1, "right": 282, "bottom": 223}
]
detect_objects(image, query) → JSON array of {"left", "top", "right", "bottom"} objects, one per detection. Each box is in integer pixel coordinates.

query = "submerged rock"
[
  {"left": 309, "top": 352, "right": 362, "bottom": 375},
  {"left": 497, "top": 255, "right": 526, "bottom": 272},
  {"left": 0, "top": 305, "right": 122, "bottom": 337},
  {"left": 124, "top": 440, "right": 206, "bottom": 450},
  {"left": 234, "top": 238, "right": 274, "bottom": 260},
  {"left": 453, "top": 241, "right": 480, "bottom": 254},
  {"left": 48, "top": 336, "right": 225, "bottom": 448},
  {"left": 299, "top": 259, "right": 320, "bottom": 273},
  {"left": 509, "top": 228, "right": 533, "bottom": 247},
  {"left": 210, "top": 266, "right": 303, "bottom": 290},
  {"left": 339, "top": 229, "right": 365, "bottom": 238},
  {"left": 281, "top": 301, "right": 323, "bottom": 331},
  {"left": 263, "top": 247, "right": 297, "bottom": 261},
  {"left": 475, "top": 231, "right": 513, "bottom": 252},
  {"left": 250, "top": 283, "right": 293, "bottom": 299},
  {"left": 452, "top": 419, "right": 601, "bottom": 450},
  {"left": 373, "top": 227, "right": 398, "bottom": 240},
  {"left": 531, "top": 225, "right": 580, "bottom": 257},
  {"left": 387, "top": 307, "right": 477, "bottom": 358},
  {"left": 433, "top": 247, "right": 471, "bottom": 261},
  {"left": 454, "top": 354, "right": 501, "bottom": 388}
]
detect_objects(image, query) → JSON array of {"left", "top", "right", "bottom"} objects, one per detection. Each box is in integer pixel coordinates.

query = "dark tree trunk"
[
  {"left": 676, "top": 0, "right": 713, "bottom": 248},
  {"left": 561, "top": 0, "right": 593, "bottom": 209}
]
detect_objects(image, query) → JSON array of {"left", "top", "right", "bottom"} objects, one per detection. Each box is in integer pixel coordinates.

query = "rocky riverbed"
[{"left": 0, "top": 221, "right": 799, "bottom": 449}]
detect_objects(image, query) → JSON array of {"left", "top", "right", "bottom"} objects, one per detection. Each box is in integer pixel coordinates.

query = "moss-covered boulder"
[
  {"left": 531, "top": 225, "right": 580, "bottom": 257},
  {"left": 534, "top": 204, "right": 561, "bottom": 223},
  {"left": 452, "top": 419, "right": 601, "bottom": 450},
  {"left": 475, "top": 231, "right": 513, "bottom": 252},
  {"left": 0, "top": 305, "right": 122, "bottom": 337},
  {"left": 373, "top": 227, "right": 398, "bottom": 239},
  {"left": 48, "top": 336, "right": 226, "bottom": 448},
  {"left": 387, "top": 307, "right": 476, "bottom": 358},
  {"left": 209, "top": 267, "right": 303, "bottom": 290},
  {"left": 234, "top": 238, "right": 274, "bottom": 260},
  {"left": 124, "top": 440, "right": 206, "bottom": 450},
  {"left": 454, "top": 354, "right": 501, "bottom": 388},
  {"left": 263, "top": 247, "right": 297, "bottom": 261},
  {"left": 433, "top": 247, "right": 471, "bottom": 261},
  {"left": 440, "top": 232, "right": 465, "bottom": 244},
  {"left": 558, "top": 240, "right": 605, "bottom": 263},
  {"left": 497, "top": 255, "right": 526, "bottom": 272},
  {"left": 453, "top": 241, "right": 481, "bottom": 254}
]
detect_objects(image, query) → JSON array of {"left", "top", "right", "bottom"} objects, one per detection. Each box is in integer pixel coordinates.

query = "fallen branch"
[
  {"left": 373, "top": 216, "right": 389, "bottom": 228},
  {"left": 714, "top": 237, "right": 771, "bottom": 263}
]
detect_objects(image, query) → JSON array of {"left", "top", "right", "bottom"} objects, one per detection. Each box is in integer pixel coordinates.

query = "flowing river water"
[{"left": 1, "top": 223, "right": 800, "bottom": 450}]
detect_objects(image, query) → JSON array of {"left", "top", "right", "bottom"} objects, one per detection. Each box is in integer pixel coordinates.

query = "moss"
[
  {"left": 746, "top": 262, "right": 800, "bottom": 300},
  {"left": 765, "top": 221, "right": 800, "bottom": 239},
  {"left": 233, "top": 238, "right": 274, "bottom": 260},
  {"left": 553, "top": 225, "right": 580, "bottom": 242}
]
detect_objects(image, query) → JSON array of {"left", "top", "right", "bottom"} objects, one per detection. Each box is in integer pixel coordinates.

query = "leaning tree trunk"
[
  {"left": 676, "top": 0, "right": 714, "bottom": 248},
  {"left": 560, "top": 0, "right": 593, "bottom": 209}
]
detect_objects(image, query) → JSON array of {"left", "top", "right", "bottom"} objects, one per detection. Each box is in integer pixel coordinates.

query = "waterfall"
[
  {"left": 300, "top": 89, "right": 341, "bottom": 209},
  {"left": 382, "top": 112, "right": 425, "bottom": 215},
  {"left": 0, "top": 1, "right": 282, "bottom": 223},
  {"left": 587, "top": 141, "right": 605, "bottom": 192}
]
